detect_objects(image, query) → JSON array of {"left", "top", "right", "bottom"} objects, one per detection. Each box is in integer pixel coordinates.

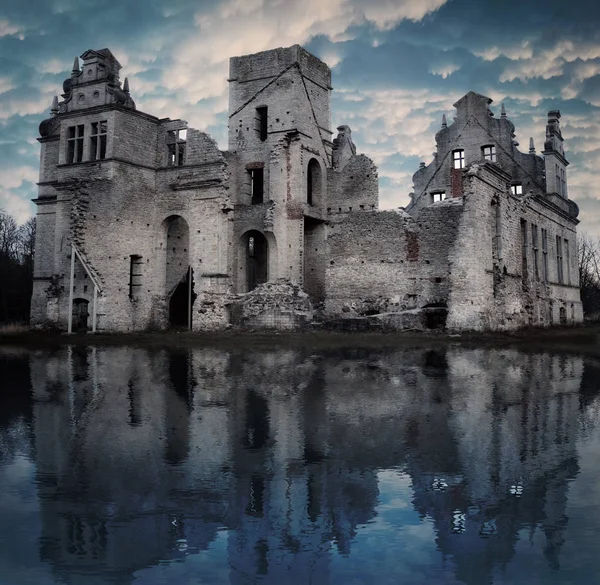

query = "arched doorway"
[
  {"left": 162, "top": 215, "right": 194, "bottom": 328},
  {"left": 243, "top": 230, "right": 268, "bottom": 292}
]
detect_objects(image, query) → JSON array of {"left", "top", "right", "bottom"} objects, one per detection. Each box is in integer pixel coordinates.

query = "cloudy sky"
[{"left": 1, "top": 0, "right": 599, "bottom": 234}]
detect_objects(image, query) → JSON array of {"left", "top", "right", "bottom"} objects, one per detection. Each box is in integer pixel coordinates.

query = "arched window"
[{"left": 307, "top": 158, "right": 322, "bottom": 205}]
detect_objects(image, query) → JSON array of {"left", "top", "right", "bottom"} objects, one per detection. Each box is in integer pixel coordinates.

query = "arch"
[
  {"left": 159, "top": 215, "right": 193, "bottom": 328},
  {"left": 307, "top": 158, "right": 323, "bottom": 206},
  {"left": 243, "top": 230, "right": 269, "bottom": 292}
]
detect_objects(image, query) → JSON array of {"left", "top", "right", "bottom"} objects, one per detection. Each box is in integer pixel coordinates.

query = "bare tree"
[{"left": 578, "top": 232, "right": 600, "bottom": 317}]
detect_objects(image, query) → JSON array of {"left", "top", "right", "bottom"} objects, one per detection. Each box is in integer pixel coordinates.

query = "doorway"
[
  {"left": 245, "top": 231, "right": 268, "bottom": 292},
  {"left": 72, "top": 298, "right": 89, "bottom": 332},
  {"left": 169, "top": 267, "right": 195, "bottom": 328}
]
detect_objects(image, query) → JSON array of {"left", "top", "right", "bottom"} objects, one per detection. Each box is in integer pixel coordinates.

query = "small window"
[
  {"left": 167, "top": 128, "right": 186, "bottom": 167},
  {"left": 452, "top": 149, "right": 465, "bottom": 169},
  {"left": 556, "top": 235, "right": 564, "bottom": 284},
  {"left": 249, "top": 168, "right": 264, "bottom": 204},
  {"left": 129, "top": 255, "right": 143, "bottom": 299},
  {"left": 511, "top": 183, "right": 523, "bottom": 195},
  {"left": 432, "top": 192, "right": 446, "bottom": 203},
  {"left": 482, "top": 145, "right": 496, "bottom": 162},
  {"left": 256, "top": 107, "right": 268, "bottom": 142},
  {"left": 90, "top": 120, "right": 107, "bottom": 161},
  {"left": 67, "top": 124, "right": 84, "bottom": 163}
]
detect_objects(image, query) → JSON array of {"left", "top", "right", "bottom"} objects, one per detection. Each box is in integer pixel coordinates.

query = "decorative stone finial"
[
  {"left": 50, "top": 95, "right": 59, "bottom": 116},
  {"left": 529, "top": 137, "right": 535, "bottom": 154},
  {"left": 442, "top": 114, "right": 447, "bottom": 128},
  {"left": 72, "top": 57, "right": 80, "bottom": 74},
  {"left": 419, "top": 162, "right": 426, "bottom": 168},
  {"left": 123, "top": 77, "right": 130, "bottom": 93},
  {"left": 501, "top": 103, "right": 506, "bottom": 118}
]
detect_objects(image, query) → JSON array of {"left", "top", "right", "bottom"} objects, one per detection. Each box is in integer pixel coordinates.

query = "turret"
[{"left": 542, "top": 110, "right": 568, "bottom": 198}]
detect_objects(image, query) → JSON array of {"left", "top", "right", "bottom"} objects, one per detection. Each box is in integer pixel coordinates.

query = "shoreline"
[{"left": 1, "top": 324, "right": 599, "bottom": 355}]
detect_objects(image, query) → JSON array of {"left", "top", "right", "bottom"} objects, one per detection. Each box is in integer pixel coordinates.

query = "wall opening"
[
  {"left": 303, "top": 218, "right": 326, "bottom": 302},
  {"left": 244, "top": 230, "right": 269, "bottom": 292},
  {"left": 72, "top": 298, "right": 89, "bottom": 332},
  {"left": 162, "top": 215, "right": 193, "bottom": 328},
  {"left": 169, "top": 267, "right": 195, "bottom": 328},
  {"left": 256, "top": 107, "right": 268, "bottom": 142},
  {"left": 249, "top": 168, "right": 264, "bottom": 204},
  {"left": 307, "top": 158, "right": 322, "bottom": 206}
]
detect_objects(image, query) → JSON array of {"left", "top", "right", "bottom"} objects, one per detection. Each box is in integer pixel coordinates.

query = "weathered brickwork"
[{"left": 31, "top": 48, "right": 582, "bottom": 332}]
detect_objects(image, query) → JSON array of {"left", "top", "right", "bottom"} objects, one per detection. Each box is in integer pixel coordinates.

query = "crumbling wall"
[
  {"left": 327, "top": 154, "right": 378, "bottom": 214},
  {"left": 324, "top": 210, "right": 421, "bottom": 316}
]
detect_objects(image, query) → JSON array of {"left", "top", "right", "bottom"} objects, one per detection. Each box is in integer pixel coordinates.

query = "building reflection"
[{"left": 23, "top": 344, "right": 598, "bottom": 584}]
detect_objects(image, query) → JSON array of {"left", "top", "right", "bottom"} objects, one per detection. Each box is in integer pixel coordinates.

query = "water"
[{"left": 1, "top": 344, "right": 600, "bottom": 585}]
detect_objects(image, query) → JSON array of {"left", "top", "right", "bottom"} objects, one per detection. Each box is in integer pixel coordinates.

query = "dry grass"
[{"left": 0, "top": 322, "right": 29, "bottom": 334}]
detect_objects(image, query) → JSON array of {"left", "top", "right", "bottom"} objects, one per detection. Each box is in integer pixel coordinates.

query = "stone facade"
[{"left": 31, "top": 47, "right": 582, "bottom": 332}]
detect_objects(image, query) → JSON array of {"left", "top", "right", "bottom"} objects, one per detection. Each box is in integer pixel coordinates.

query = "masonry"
[{"left": 31, "top": 47, "right": 583, "bottom": 332}]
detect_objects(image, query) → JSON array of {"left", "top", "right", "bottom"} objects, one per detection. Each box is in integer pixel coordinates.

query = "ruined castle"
[{"left": 31, "top": 46, "right": 583, "bottom": 332}]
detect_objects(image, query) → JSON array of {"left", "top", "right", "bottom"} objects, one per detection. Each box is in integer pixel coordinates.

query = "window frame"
[
  {"left": 67, "top": 124, "right": 85, "bottom": 164},
  {"left": 90, "top": 120, "right": 107, "bottom": 161},
  {"left": 511, "top": 183, "right": 523, "bottom": 196},
  {"left": 431, "top": 191, "right": 447, "bottom": 203},
  {"left": 452, "top": 149, "right": 465, "bottom": 169},
  {"left": 482, "top": 145, "right": 496, "bottom": 162}
]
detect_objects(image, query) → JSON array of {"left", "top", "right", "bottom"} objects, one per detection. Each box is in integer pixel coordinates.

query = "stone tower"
[
  {"left": 542, "top": 110, "right": 569, "bottom": 198},
  {"left": 227, "top": 45, "right": 333, "bottom": 301}
]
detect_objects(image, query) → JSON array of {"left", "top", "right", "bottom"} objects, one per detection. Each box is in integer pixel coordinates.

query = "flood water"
[{"left": 1, "top": 344, "right": 600, "bottom": 585}]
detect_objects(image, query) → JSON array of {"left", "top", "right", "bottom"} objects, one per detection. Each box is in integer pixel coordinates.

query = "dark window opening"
[
  {"left": 531, "top": 224, "right": 539, "bottom": 279},
  {"left": 256, "top": 106, "right": 268, "bottom": 141},
  {"left": 556, "top": 235, "right": 564, "bottom": 284},
  {"left": 129, "top": 255, "right": 143, "bottom": 299},
  {"left": 90, "top": 120, "right": 107, "bottom": 161},
  {"left": 250, "top": 168, "right": 264, "bottom": 204},
  {"left": 307, "top": 158, "right": 321, "bottom": 205},
  {"left": 521, "top": 219, "right": 528, "bottom": 281},
  {"left": 245, "top": 231, "right": 268, "bottom": 291},
  {"left": 542, "top": 228, "right": 548, "bottom": 281},
  {"left": 67, "top": 124, "right": 84, "bottom": 163}
]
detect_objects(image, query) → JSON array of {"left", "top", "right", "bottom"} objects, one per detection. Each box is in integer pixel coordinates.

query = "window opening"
[
  {"left": 167, "top": 128, "right": 187, "bottom": 166},
  {"left": 521, "top": 219, "right": 528, "bottom": 280},
  {"left": 482, "top": 145, "right": 496, "bottom": 162},
  {"left": 541, "top": 228, "right": 548, "bottom": 281},
  {"left": 129, "top": 255, "right": 143, "bottom": 299},
  {"left": 453, "top": 149, "right": 465, "bottom": 169},
  {"left": 564, "top": 238, "right": 570, "bottom": 285},
  {"left": 432, "top": 191, "right": 446, "bottom": 203},
  {"left": 256, "top": 107, "right": 268, "bottom": 141},
  {"left": 511, "top": 183, "right": 523, "bottom": 195},
  {"left": 531, "top": 224, "right": 539, "bottom": 279},
  {"left": 307, "top": 159, "right": 321, "bottom": 205},
  {"left": 67, "top": 125, "right": 84, "bottom": 163},
  {"left": 90, "top": 120, "right": 107, "bottom": 161},
  {"left": 249, "top": 168, "right": 264, "bottom": 204},
  {"left": 556, "top": 235, "right": 564, "bottom": 284}
]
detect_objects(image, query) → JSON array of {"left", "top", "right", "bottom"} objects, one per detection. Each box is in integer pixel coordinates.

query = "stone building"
[{"left": 31, "top": 45, "right": 582, "bottom": 332}]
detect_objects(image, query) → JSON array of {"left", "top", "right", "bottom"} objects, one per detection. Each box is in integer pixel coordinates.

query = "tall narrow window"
[
  {"left": 541, "top": 228, "right": 548, "bottom": 281},
  {"left": 250, "top": 168, "right": 264, "bottom": 204},
  {"left": 531, "top": 224, "right": 539, "bottom": 279},
  {"left": 307, "top": 158, "right": 322, "bottom": 205},
  {"left": 556, "top": 235, "right": 564, "bottom": 284},
  {"left": 453, "top": 149, "right": 465, "bottom": 169},
  {"left": 167, "top": 128, "right": 186, "bottom": 166},
  {"left": 256, "top": 107, "right": 268, "bottom": 142},
  {"left": 67, "top": 124, "right": 84, "bottom": 163},
  {"left": 129, "top": 255, "right": 143, "bottom": 300},
  {"left": 482, "top": 145, "right": 496, "bottom": 162},
  {"left": 511, "top": 183, "right": 523, "bottom": 195},
  {"left": 521, "top": 219, "right": 528, "bottom": 280},
  {"left": 90, "top": 120, "right": 107, "bottom": 161},
  {"left": 564, "top": 238, "right": 570, "bottom": 285}
]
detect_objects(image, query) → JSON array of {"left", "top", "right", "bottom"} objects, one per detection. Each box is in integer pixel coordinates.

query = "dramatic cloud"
[{"left": 0, "top": 0, "right": 599, "bottom": 237}]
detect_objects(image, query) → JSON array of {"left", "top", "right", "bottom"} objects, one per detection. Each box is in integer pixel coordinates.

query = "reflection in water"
[{"left": 1, "top": 346, "right": 600, "bottom": 584}]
